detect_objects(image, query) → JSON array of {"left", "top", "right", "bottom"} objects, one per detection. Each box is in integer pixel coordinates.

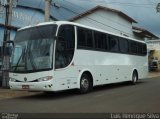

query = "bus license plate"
[{"left": 22, "top": 85, "right": 29, "bottom": 90}]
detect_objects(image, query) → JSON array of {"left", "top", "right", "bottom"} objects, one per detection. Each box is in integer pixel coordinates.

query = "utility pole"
[
  {"left": 4, "top": 0, "right": 13, "bottom": 42},
  {"left": 45, "top": 0, "right": 51, "bottom": 22},
  {"left": 2, "top": 0, "right": 13, "bottom": 88},
  {"left": 156, "top": 3, "right": 160, "bottom": 12}
]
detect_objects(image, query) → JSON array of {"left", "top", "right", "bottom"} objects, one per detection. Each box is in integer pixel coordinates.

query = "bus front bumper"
[{"left": 9, "top": 81, "right": 55, "bottom": 92}]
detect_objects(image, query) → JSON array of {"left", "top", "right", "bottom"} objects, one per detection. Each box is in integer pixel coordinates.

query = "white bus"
[{"left": 9, "top": 21, "right": 148, "bottom": 93}]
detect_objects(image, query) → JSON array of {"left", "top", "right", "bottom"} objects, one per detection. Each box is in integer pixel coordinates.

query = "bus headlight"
[
  {"left": 37, "top": 76, "right": 53, "bottom": 82},
  {"left": 10, "top": 77, "right": 17, "bottom": 82}
]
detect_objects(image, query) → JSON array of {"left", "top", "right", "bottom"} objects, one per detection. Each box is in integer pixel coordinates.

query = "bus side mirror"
[
  {"left": 3, "top": 40, "right": 14, "bottom": 57},
  {"left": 4, "top": 40, "right": 14, "bottom": 47}
]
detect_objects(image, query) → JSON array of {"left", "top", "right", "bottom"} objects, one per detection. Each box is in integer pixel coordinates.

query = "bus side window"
[
  {"left": 55, "top": 25, "right": 75, "bottom": 69},
  {"left": 94, "top": 31, "right": 106, "bottom": 50},
  {"left": 137, "top": 43, "right": 143, "bottom": 55},
  {"left": 108, "top": 35, "right": 119, "bottom": 52},
  {"left": 119, "top": 38, "right": 129, "bottom": 53},
  {"left": 130, "top": 41, "right": 137, "bottom": 54},
  {"left": 77, "top": 27, "right": 93, "bottom": 49},
  {"left": 142, "top": 44, "right": 147, "bottom": 55}
]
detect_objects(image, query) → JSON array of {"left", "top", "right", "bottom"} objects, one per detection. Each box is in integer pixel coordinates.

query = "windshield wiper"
[{"left": 12, "top": 65, "right": 25, "bottom": 68}]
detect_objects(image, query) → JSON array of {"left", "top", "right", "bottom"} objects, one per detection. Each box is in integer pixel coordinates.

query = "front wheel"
[
  {"left": 79, "top": 74, "right": 92, "bottom": 94},
  {"left": 131, "top": 71, "right": 138, "bottom": 85}
]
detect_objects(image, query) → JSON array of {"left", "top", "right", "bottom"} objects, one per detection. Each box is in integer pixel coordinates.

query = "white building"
[
  {"left": 147, "top": 40, "right": 160, "bottom": 51},
  {"left": 147, "top": 40, "right": 160, "bottom": 71},
  {"left": 70, "top": 6, "right": 158, "bottom": 41}
]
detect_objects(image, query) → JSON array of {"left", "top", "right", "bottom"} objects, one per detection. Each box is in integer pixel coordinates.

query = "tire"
[
  {"left": 79, "top": 73, "right": 92, "bottom": 94},
  {"left": 132, "top": 71, "right": 138, "bottom": 85}
]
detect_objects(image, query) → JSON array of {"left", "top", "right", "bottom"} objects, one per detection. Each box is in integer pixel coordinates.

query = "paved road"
[{"left": 0, "top": 77, "right": 160, "bottom": 113}]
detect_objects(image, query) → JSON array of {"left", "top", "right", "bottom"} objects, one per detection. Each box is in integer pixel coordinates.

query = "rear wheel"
[
  {"left": 79, "top": 73, "right": 92, "bottom": 94},
  {"left": 132, "top": 71, "right": 138, "bottom": 85}
]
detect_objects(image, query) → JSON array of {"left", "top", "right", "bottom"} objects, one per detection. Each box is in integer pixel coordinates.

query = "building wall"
[
  {"left": 133, "top": 33, "right": 145, "bottom": 41},
  {"left": 147, "top": 40, "right": 160, "bottom": 51},
  {"left": 0, "top": 7, "right": 45, "bottom": 42},
  {"left": 73, "top": 9, "right": 136, "bottom": 39},
  {"left": 147, "top": 40, "right": 160, "bottom": 71},
  {"left": 12, "top": 7, "right": 45, "bottom": 27}
]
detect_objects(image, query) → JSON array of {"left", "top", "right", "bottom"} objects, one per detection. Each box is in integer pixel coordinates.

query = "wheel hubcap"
[
  {"left": 81, "top": 78, "right": 89, "bottom": 90},
  {"left": 133, "top": 74, "right": 137, "bottom": 83}
]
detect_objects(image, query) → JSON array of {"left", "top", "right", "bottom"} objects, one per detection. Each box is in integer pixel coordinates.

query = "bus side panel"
[
  {"left": 74, "top": 50, "right": 148, "bottom": 86},
  {"left": 52, "top": 49, "right": 148, "bottom": 91},
  {"left": 53, "top": 67, "right": 80, "bottom": 91}
]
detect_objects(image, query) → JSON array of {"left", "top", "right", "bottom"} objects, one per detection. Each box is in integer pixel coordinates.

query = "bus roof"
[{"left": 18, "top": 21, "right": 146, "bottom": 44}]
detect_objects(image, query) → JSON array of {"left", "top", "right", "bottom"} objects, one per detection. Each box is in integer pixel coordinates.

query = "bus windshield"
[{"left": 11, "top": 25, "right": 57, "bottom": 73}]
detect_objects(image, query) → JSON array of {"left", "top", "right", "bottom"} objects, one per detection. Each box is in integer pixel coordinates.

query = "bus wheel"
[
  {"left": 132, "top": 71, "right": 138, "bottom": 85},
  {"left": 79, "top": 73, "right": 92, "bottom": 94}
]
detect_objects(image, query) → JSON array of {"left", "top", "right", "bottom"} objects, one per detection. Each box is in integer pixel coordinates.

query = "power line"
[
  {"left": 62, "top": 0, "right": 134, "bottom": 36},
  {"left": 106, "top": 2, "right": 155, "bottom": 6},
  {"left": 91, "top": 0, "right": 157, "bottom": 8},
  {"left": 63, "top": 0, "right": 159, "bottom": 37},
  {"left": 29, "top": 0, "right": 43, "bottom": 25},
  {"left": 156, "top": 3, "right": 160, "bottom": 12},
  {"left": 148, "top": 0, "right": 158, "bottom": 4},
  {"left": 63, "top": 0, "right": 132, "bottom": 29},
  {"left": 105, "top": 3, "right": 155, "bottom": 8},
  {"left": 51, "top": 1, "right": 73, "bottom": 20},
  {"left": 92, "top": 0, "right": 156, "bottom": 5}
]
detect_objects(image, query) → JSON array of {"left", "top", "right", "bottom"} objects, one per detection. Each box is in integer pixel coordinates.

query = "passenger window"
[
  {"left": 77, "top": 28, "right": 86, "bottom": 47},
  {"left": 55, "top": 25, "right": 75, "bottom": 69},
  {"left": 77, "top": 27, "right": 93, "bottom": 48},
  {"left": 142, "top": 44, "right": 147, "bottom": 55},
  {"left": 130, "top": 41, "right": 137, "bottom": 54},
  {"left": 137, "top": 43, "right": 143, "bottom": 55},
  {"left": 86, "top": 30, "right": 93, "bottom": 48},
  {"left": 94, "top": 31, "right": 106, "bottom": 50},
  {"left": 108, "top": 35, "right": 119, "bottom": 52},
  {"left": 119, "top": 38, "right": 128, "bottom": 53}
]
